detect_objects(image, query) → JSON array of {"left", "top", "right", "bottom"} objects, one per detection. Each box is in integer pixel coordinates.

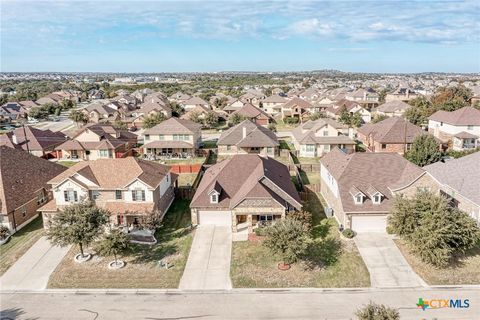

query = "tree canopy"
[{"left": 405, "top": 134, "right": 442, "bottom": 167}]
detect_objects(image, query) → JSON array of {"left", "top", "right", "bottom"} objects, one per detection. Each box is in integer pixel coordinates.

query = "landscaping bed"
[
  {"left": 0, "top": 216, "right": 45, "bottom": 276},
  {"left": 395, "top": 239, "right": 480, "bottom": 285},
  {"left": 230, "top": 193, "right": 370, "bottom": 288},
  {"left": 47, "top": 200, "right": 194, "bottom": 289}
]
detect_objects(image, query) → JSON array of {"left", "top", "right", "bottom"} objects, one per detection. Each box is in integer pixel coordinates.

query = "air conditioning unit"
[{"left": 325, "top": 207, "right": 333, "bottom": 218}]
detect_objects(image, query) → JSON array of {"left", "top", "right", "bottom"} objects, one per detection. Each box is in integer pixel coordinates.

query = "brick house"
[
  {"left": 190, "top": 155, "right": 302, "bottom": 233},
  {"left": 39, "top": 158, "right": 176, "bottom": 229},
  {"left": 0, "top": 146, "right": 66, "bottom": 233},
  {"left": 357, "top": 116, "right": 427, "bottom": 154},
  {"left": 217, "top": 120, "right": 279, "bottom": 157},
  {"left": 230, "top": 103, "right": 272, "bottom": 126},
  {"left": 320, "top": 148, "right": 438, "bottom": 233}
]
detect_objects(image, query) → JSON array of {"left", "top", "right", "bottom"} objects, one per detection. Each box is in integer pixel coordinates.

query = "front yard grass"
[
  {"left": 47, "top": 200, "right": 194, "bottom": 289},
  {"left": 0, "top": 216, "right": 45, "bottom": 276},
  {"left": 177, "top": 173, "right": 198, "bottom": 187},
  {"left": 230, "top": 193, "right": 370, "bottom": 288},
  {"left": 395, "top": 239, "right": 480, "bottom": 285}
]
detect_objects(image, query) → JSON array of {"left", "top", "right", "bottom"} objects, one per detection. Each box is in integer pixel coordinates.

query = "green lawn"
[
  {"left": 396, "top": 239, "right": 480, "bottom": 285},
  {"left": 230, "top": 193, "right": 370, "bottom": 288},
  {"left": 58, "top": 161, "right": 78, "bottom": 167},
  {"left": 159, "top": 157, "right": 206, "bottom": 165},
  {"left": 300, "top": 171, "right": 320, "bottom": 185},
  {"left": 0, "top": 216, "right": 45, "bottom": 276},
  {"left": 202, "top": 140, "right": 218, "bottom": 149},
  {"left": 48, "top": 199, "right": 194, "bottom": 289}
]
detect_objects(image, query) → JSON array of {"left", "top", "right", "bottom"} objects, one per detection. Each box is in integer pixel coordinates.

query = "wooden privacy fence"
[
  {"left": 175, "top": 187, "right": 196, "bottom": 200},
  {"left": 170, "top": 164, "right": 202, "bottom": 174}
]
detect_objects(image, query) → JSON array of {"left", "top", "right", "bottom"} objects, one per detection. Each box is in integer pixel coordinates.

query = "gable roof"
[
  {"left": 424, "top": 152, "right": 480, "bottom": 206},
  {"left": 0, "top": 126, "right": 66, "bottom": 152},
  {"left": 376, "top": 100, "right": 411, "bottom": 113},
  {"left": 191, "top": 155, "right": 301, "bottom": 210},
  {"left": 429, "top": 107, "right": 480, "bottom": 126},
  {"left": 263, "top": 95, "right": 287, "bottom": 103},
  {"left": 143, "top": 117, "right": 202, "bottom": 135},
  {"left": 321, "top": 149, "right": 425, "bottom": 213},
  {"left": 182, "top": 96, "right": 209, "bottom": 106},
  {"left": 231, "top": 103, "right": 271, "bottom": 119},
  {"left": 357, "top": 117, "right": 425, "bottom": 144},
  {"left": 292, "top": 119, "right": 354, "bottom": 145},
  {"left": 0, "top": 146, "right": 67, "bottom": 214},
  {"left": 48, "top": 158, "right": 171, "bottom": 189},
  {"left": 282, "top": 97, "right": 312, "bottom": 109},
  {"left": 218, "top": 120, "right": 278, "bottom": 148}
]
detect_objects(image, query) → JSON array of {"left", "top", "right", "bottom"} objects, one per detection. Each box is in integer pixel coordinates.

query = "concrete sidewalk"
[
  {"left": 0, "top": 237, "right": 70, "bottom": 290},
  {"left": 354, "top": 233, "right": 426, "bottom": 288},
  {"left": 179, "top": 225, "right": 232, "bottom": 290}
]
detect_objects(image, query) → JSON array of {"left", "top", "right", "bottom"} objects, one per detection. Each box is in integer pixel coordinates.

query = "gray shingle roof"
[{"left": 218, "top": 120, "right": 278, "bottom": 148}]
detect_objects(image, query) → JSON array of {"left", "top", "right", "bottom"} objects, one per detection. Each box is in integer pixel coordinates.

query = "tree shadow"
[
  {"left": 303, "top": 237, "right": 342, "bottom": 269},
  {"left": 0, "top": 307, "right": 39, "bottom": 320}
]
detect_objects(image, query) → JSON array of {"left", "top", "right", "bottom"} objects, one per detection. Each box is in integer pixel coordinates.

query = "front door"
[{"left": 237, "top": 215, "right": 247, "bottom": 223}]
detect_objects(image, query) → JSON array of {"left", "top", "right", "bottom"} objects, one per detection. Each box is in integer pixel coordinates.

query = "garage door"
[
  {"left": 351, "top": 215, "right": 387, "bottom": 233},
  {"left": 198, "top": 211, "right": 232, "bottom": 226}
]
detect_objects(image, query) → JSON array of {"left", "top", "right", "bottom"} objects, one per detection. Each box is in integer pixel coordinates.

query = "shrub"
[
  {"left": 254, "top": 227, "right": 268, "bottom": 237},
  {"left": 289, "top": 210, "right": 313, "bottom": 231},
  {"left": 284, "top": 116, "right": 299, "bottom": 125},
  {"left": 95, "top": 229, "right": 131, "bottom": 266},
  {"left": 355, "top": 302, "right": 400, "bottom": 320},
  {"left": 342, "top": 228, "right": 355, "bottom": 238},
  {"left": 267, "top": 123, "right": 277, "bottom": 132},
  {"left": 0, "top": 225, "right": 10, "bottom": 240}
]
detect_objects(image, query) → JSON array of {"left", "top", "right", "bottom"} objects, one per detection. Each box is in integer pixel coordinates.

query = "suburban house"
[
  {"left": 239, "top": 89, "right": 265, "bottom": 107},
  {"left": 0, "top": 102, "right": 29, "bottom": 122},
  {"left": 89, "top": 89, "right": 105, "bottom": 100},
  {"left": 83, "top": 103, "right": 120, "bottom": 124},
  {"left": 357, "top": 117, "right": 427, "bottom": 154},
  {"left": 230, "top": 103, "right": 272, "bottom": 126},
  {"left": 136, "top": 99, "right": 173, "bottom": 118},
  {"left": 190, "top": 154, "right": 302, "bottom": 233},
  {"left": 320, "top": 149, "right": 436, "bottom": 233},
  {"left": 0, "top": 146, "right": 66, "bottom": 233},
  {"left": 142, "top": 117, "right": 202, "bottom": 157},
  {"left": 428, "top": 107, "right": 480, "bottom": 150},
  {"left": 345, "top": 88, "right": 379, "bottom": 109},
  {"left": 374, "top": 100, "right": 411, "bottom": 117},
  {"left": 280, "top": 97, "right": 314, "bottom": 121},
  {"left": 424, "top": 152, "right": 480, "bottom": 224},
  {"left": 39, "top": 158, "right": 176, "bottom": 229},
  {"left": 326, "top": 99, "right": 372, "bottom": 123},
  {"left": 385, "top": 87, "right": 419, "bottom": 102},
  {"left": 169, "top": 91, "right": 191, "bottom": 103},
  {"left": 217, "top": 120, "right": 279, "bottom": 157},
  {"left": 54, "top": 124, "right": 137, "bottom": 160},
  {"left": 262, "top": 95, "right": 288, "bottom": 116},
  {"left": 223, "top": 99, "right": 246, "bottom": 115},
  {"left": 291, "top": 119, "right": 355, "bottom": 157},
  {"left": 0, "top": 126, "right": 66, "bottom": 158},
  {"left": 181, "top": 96, "right": 210, "bottom": 111}
]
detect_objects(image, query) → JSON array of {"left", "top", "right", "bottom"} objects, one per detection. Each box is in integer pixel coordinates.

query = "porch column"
[
  {"left": 231, "top": 213, "right": 237, "bottom": 233},
  {"left": 247, "top": 215, "right": 253, "bottom": 234},
  {"left": 281, "top": 211, "right": 286, "bottom": 220}
]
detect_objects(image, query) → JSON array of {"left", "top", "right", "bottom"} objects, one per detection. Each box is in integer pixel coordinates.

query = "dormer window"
[
  {"left": 354, "top": 194, "right": 363, "bottom": 204},
  {"left": 372, "top": 194, "right": 382, "bottom": 204},
  {"left": 210, "top": 194, "right": 218, "bottom": 204}
]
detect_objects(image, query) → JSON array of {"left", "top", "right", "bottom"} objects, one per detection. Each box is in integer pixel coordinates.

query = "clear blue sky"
[{"left": 1, "top": 0, "right": 479, "bottom": 73}]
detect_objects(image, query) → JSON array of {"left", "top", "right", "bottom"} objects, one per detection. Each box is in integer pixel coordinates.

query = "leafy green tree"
[
  {"left": 267, "top": 122, "right": 277, "bottom": 132},
  {"left": 94, "top": 229, "right": 131, "bottom": 267},
  {"left": 432, "top": 85, "right": 472, "bottom": 109},
  {"left": 213, "top": 96, "right": 228, "bottom": 110},
  {"left": 288, "top": 210, "right": 313, "bottom": 231},
  {"left": 405, "top": 134, "right": 442, "bottom": 167},
  {"left": 204, "top": 111, "right": 219, "bottom": 128},
  {"left": 143, "top": 112, "right": 166, "bottom": 129},
  {"left": 350, "top": 112, "right": 363, "bottom": 128},
  {"left": 389, "top": 191, "right": 480, "bottom": 267},
  {"left": 188, "top": 110, "right": 204, "bottom": 124},
  {"left": 60, "top": 99, "right": 74, "bottom": 110},
  {"left": 263, "top": 219, "right": 311, "bottom": 266},
  {"left": 69, "top": 110, "right": 88, "bottom": 126},
  {"left": 378, "top": 88, "right": 389, "bottom": 104},
  {"left": 47, "top": 202, "right": 109, "bottom": 259},
  {"left": 28, "top": 106, "right": 49, "bottom": 119},
  {"left": 309, "top": 112, "right": 326, "bottom": 120},
  {"left": 229, "top": 113, "right": 246, "bottom": 125},
  {"left": 371, "top": 114, "right": 388, "bottom": 123},
  {"left": 405, "top": 96, "right": 433, "bottom": 126},
  {"left": 355, "top": 302, "right": 400, "bottom": 320},
  {"left": 113, "top": 119, "right": 128, "bottom": 130},
  {"left": 0, "top": 94, "right": 8, "bottom": 105},
  {"left": 338, "top": 106, "right": 351, "bottom": 126},
  {"left": 169, "top": 101, "right": 184, "bottom": 117}
]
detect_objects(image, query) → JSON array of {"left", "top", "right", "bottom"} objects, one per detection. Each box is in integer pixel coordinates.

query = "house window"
[
  {"left": 132, "top": 190, "right": 146, "bottom": 202},
  {"left": 323, "top": 130, "right": 329, "bottom": 136},
  {"left": 90, "top": 190, "right": 100, "bottom": 200},
  {"left": 63, "top": 190, "right": 78, "bottom": 203},
  {"left": 210, "top": 194, "right": 218, "bottom": 204},
  {"left": 226, "top": 145, "right": 231, "bottom": 151},
  {"left": 98, "top": 149, "right": 110, "bottom": 157},
  {"left": 306, "top": 144, "right": 315, "bottom": 152},
  {"left": 173, "top": 134, "right": 189, "bottom": 141},
  {"left": 267, "top": 147, "right": 273, "bottom": 153},
  {"left": 406, "top": 143, "right": 412, "bottom": 151},
  {"left": 373, "top": 194, "right": 382, "bottom": 204},
  {"left": 145, "top": 134, "right": 150, "bottom": 141},
  {"left": 467, "top": 125, "right": 473, "bottom": 130},
  {"left": 115, "top": 190, "right": 122, "bottom": 200},
  {"left": 259, "top": 215, "right": 273, "bottom": 221},
  {"left": 324, "top": 144, "right": 331, "bottom": 152},
  {"left": 37, "top": 192, "right": 46, "bottom": 205},
  {"left": 21, "top": 206, "right": 27, "bottom": 217},
  {"left": 159, "top": 134, "right": 165, "bottom": 140},
  {"left": 354, "top": 194, "right": 363, "bottom": 204},
  {"left": 381, "top": 144, "right": 387, "bottom": 149}
]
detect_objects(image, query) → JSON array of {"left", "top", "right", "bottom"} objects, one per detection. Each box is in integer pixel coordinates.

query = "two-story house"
[
  {"left": 39, "top": 158, "right": 176, "bottom": 229},
  {"left": 142, "top": 117, "right": 202, "bottom": 156},
  {"left": 181, "top": 96, "right": 210, "bottom": 112},
  {"left": 291, "top": 118, "right": 355, "bottom": 157},
  {"left": 1, "top": 146, "right": 66, "bottom": 233},
  {"left": 262, "top": 95, "right": 288, "bottom": 116},
  {"left": 217, "top": 120, "right": 279, "bottom": 157},
  {"left": 428, "top": 107, "right": 480, "bottom": 150},
  {"left": 55, "top": 124, "right": 137, "bottom": 160},
  {"left": 326, "top": 99, "right": 372, "bottom": 123}
]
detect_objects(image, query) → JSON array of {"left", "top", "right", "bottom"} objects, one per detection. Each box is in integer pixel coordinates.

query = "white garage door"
[
  {"left": 198, "top": 211, "right": 232, "bottom": 226},
  {"left": 351, "top": 215, "right": 387, "bottom": 233}
]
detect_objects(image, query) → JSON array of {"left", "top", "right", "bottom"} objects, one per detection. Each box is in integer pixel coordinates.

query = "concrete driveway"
[
  {"left": 354, "top": 233, "right": 426, "bottom": 288},
  {"left": 179, "top": 225, "right": 232, "bottom": 290},
  {"left": 0, "top": 237, "right": 70, "bottom": 291}
]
